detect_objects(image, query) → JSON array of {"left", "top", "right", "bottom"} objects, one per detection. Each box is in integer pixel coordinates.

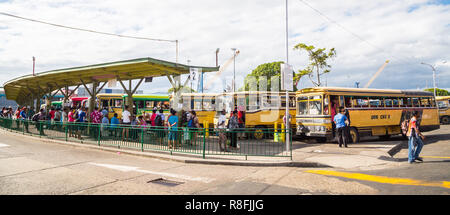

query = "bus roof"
[
  {"left": 296, "top": 87, "right": 433, "bottom": 97},
  {"left": 180, "top": 91, "right": 295, "bottom": 97},
  {"left": 123, "top": 94, "right": 169, "bottom": 101},
  {"left": 71, "top": 97, "right": 89, "bottom": 101},
  {"left": 436, "top": 96, "right": 450, "bottom": 100},
  {"left": 96, "top": 93, "right": 124, "bottom": 98}
]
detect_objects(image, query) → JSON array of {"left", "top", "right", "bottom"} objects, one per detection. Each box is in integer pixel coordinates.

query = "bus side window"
[
  {"left": 102, "top": 100, "right": 109, "bottom": 109},
  {"left": 355, "top": 97, "right": 369, "bottom": 108},
  {"left": 406, "top": 98, "right": 412, "bottom": 107},
  {"left": 412, "top": 97, "right": 420, "bottom": 107},
  {"left": 290, "top": 96, "right": 295, "bottom": 108},
  {"left": 339, "top": 96, "right": 344, "bottom": 107},
  {"left": 384, "top": 98, "right": 393, "bottom": 108},
  {"left": 344, "top": 96, "right": 352, "bottom": 108},
  {"left": 420, "top": 98, "right": 429, "bottom": 107},
  {"left": 392, "top": 98, "right": 399, "bottom": 107}
]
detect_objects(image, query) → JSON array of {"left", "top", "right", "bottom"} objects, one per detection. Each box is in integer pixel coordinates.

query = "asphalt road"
[{"left": 0, "top": 125, "right": 449, "bottom": 195}]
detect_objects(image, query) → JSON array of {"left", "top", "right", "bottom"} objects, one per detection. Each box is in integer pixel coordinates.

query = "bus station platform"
[{"left": 0, "top": 124, "right": 410, "bottom": 171}]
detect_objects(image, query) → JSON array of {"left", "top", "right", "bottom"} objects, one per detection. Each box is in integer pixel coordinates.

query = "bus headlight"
[
  {"left": 314, "top": 119, "right": 331, "bottom": 124},
  {"left": 315, "top": 126, "right": 326, "bottom": 132}
]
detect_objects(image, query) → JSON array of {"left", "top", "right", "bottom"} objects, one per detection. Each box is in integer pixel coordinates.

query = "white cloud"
[{"left": 0, "top": 0, "right": 449, "bottom": 95}]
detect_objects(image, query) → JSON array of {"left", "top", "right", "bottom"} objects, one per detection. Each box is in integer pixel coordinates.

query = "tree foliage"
[
  {"left": 293, "top": 43, "right": 336, "bottom": 87},
  {"left": 241, "top": 61, "right": 298, "bottom": 92},
  {"left": 168, "top": 86, "right": 195, "bottom": 94},
  {"left": 424, "top": 88, "right": 450, "bottom": 96}
]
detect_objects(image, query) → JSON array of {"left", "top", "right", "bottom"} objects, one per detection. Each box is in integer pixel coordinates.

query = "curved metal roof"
[{"left": 3, "top": 57, "right": 219, "bottom": 104}]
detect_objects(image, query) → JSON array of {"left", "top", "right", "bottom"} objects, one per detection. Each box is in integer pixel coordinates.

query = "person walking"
[
  {"left": 101, "top": 113, "right": 109, "bottom": 137},
  {"left": 20, "top": 107, "right": 29, "bottom": 133},
  {"left": 333, "top": 107, "right": 349, "bottom": 148},
  {"left": 188, "top": 111, "right": 200, "bottom": 145},
  {"left": 406, "top": 111, "right": 425, "bottom": 164},
  {"left": 237, "top": 110, "right": 245, "bottom": 139},
  {"left": 150, "top": 109, "right": 158, "bottom": 127},
  {"left": 229, "top": 110, "right": 239, "bottom": 149},
  {"left": 121, "top": 105, "right": 131, "bottom": 141},
  {"left": 110, "top": 113, "right": 120, "bottom": 137},
  {"left": 167, "top": 109, "right": 179, "bottom": 149},
  {"left": 217, "top": 110, "right": 228, "bottom": 152},
  {"left": 90, "top": 107, "right": 102, "bottom": 138}
]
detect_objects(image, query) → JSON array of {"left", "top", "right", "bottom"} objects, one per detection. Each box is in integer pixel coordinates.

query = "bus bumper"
[{"left": 296, "top": 124, "right": 330, "bottom": 137}]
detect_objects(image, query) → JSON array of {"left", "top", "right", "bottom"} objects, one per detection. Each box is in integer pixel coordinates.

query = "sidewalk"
[{"left": 2, "top": 129, "right": 404, "bottom": 170}]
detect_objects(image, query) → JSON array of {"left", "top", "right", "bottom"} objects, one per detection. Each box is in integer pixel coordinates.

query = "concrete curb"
[{"left": 1, "top": 129, "right": 331, "bottom": 168}]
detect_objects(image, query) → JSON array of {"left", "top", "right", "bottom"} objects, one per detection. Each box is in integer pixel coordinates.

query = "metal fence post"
[
  {"left": 97, "top": 124, "right": 101, "bottom": 146},
  {"left": 202, "top": 127, "right": 206, "bottom": 159},
  {"left": 141, "top": 128, "right": 144, "bottom": 152}
]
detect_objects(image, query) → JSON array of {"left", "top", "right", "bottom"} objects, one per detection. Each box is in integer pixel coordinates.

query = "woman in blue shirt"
[
  {"left": 167, "top": 109, "right": 178, "bottom": 149},
  {"left": 110, "top": 113, "right": 120, "bottom": 137}
]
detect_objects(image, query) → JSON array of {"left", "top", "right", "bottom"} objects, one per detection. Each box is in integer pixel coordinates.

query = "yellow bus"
[
  {"left": 97, "top": 93, "right": 124, "bottom": 119},
  {"left": 177, "top": 91, "right": 296, "bottom": 139},
  {"left": 177, "top": 93, "right": 220, "bottom": 128},
  {"left": 436, "top": 96, "right": 450, "bottom": 124},
  {"left": 295, "top": 87, "right": 440, "bottom": 143}
]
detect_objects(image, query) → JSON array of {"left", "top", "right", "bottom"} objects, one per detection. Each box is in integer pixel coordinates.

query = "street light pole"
[
  {"left": 421, "top": 62, "right": 437, "bottom": 98},
  {"left": 285, "top": 0, "right": 290, "bottom": 154},
  {"left": 231, "top": 48, "right": 237, "bottom": 92}
]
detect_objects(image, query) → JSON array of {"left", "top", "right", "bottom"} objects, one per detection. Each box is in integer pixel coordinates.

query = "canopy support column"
[
  {"left": 80, "top": 79, "right": 107, "bottom": 121},
  {"left": 117, "top": 77, "right": 144, "bottom": 117}
]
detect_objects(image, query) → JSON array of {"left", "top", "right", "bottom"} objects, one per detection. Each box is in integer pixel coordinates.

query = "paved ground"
[{"left": 0, "top": 125, "right": 449, "bottom": 195}]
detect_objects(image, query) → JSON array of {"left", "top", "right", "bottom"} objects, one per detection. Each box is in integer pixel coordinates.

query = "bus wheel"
[
  {"left": 253, "top": 126, "right": 265, "bottom": 140},
  {"left": 379, "top": 135, "right": 391, "bottom": 141},
  {"left": 441, "top": 116, "right": 450, "bottom": 124},
  {"left": 349, "top": 127, "right": 360, "bottom": 143},
  {"left": 315, "top": 137, "right": 327, "bottom": 143}
]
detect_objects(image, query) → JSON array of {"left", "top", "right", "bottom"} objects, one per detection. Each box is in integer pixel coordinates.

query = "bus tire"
[
  {"left": 379, "top": 135, "right": 391, "bottom": 141},
  {"left": 441, "top": 116, "right": 449, "bottom": 124},
  {"left": 349, "top": 127, "right": 360, "bottom": 143},
  {"left": 253, "top": 126, "right": 265, "bottom": 140}
]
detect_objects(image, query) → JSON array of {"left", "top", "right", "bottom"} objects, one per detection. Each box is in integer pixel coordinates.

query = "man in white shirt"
[
  {"left": 217, "top": 110, "right": 228, "bottom": 152},
  {"left": 122, "top": 105, "right": 131, "bottom": 141}
]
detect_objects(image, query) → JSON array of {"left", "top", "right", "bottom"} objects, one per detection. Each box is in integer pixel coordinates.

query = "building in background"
[
  {"left": 0, "top": 87, "right": 18, "bottom": 109},
  {"left": 76, "top": 87, "right": 143, "bottom": 97}
]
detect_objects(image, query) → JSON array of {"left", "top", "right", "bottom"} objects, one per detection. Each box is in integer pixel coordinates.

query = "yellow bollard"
[
  {"left": 274, "top": 122, "right": 279, "bottom": 142},
  {"left": 204, "top": 121, "right": 209, "bottom": 138},
  {"left": 281, "top": 122, "right": 286, "bottom": 143}
]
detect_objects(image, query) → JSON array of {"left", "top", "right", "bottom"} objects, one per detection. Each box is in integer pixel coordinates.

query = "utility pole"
[
  {"left": 285, "top": 0, "right": 290, "bottom": 154},
  {"left": 421, "top": 62, "right": 437, "bottom": 98},
  {"left": 231, "top": 48, "right": 237, "bottom": 92}
]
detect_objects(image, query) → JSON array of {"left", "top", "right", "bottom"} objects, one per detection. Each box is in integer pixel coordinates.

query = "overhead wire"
[
  {"left": 0, "top": 11, "right": 177, "bottom": 43},
  {"left": 296, "top": 0, "right": 418, "bottom": 65}
]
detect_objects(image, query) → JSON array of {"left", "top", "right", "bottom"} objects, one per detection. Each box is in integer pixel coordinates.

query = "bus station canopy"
[{"left": 3, "top": 57, "right": 219, "bottom": 104}]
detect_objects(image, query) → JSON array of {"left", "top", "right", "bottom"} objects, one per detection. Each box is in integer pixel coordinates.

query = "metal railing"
[{"left": 0, "top": 117, "right": 292, "bottom": 160}]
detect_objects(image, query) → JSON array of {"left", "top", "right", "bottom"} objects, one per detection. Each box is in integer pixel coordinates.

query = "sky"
[{"left": 0, "top": 0, "right": 449, "bottom": 94}]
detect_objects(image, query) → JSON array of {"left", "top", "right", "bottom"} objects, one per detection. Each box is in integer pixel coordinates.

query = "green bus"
[{"left": 123, "top": 94, "right": 170, "bottom": 116}]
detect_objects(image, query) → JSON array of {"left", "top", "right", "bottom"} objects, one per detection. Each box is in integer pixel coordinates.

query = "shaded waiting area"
[
  {"left": 1, "top": 57, "right": 292, "bottom": 160},
  {"left": 3, "top": 57, "right": 219, "bottom": 116}
]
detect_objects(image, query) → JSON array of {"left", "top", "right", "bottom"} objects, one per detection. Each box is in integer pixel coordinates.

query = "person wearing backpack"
[
  {"left": 188, "top": 111, "right": 200, "bottom": 145},
  {"left": 155, "top": 109, "right": 165, "bottom": 145}
]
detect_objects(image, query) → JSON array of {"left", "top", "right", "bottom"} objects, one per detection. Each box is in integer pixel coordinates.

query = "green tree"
[
  {"left": 424, "top": 88, "right": 450, "bottom": 96},
  {"left": 293, "top": 43, "right": 336, "bottom": 87},
  {"left": 168, "top": 86, "right": 196, "bottom": 94},
  {"left": 241, "top": 61, "right": 298, "bottom": 91}
]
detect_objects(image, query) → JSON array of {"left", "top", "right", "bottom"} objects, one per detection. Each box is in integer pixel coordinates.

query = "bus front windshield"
[{"left": 297, "top": 95, "right": 323, "bottom": 115}]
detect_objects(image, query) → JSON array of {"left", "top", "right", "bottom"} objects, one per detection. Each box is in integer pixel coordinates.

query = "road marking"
[
  {"left": 422, "top": 156, "right": 450, "bottom": 159},
  {"left": 89, "top": 163, "right": 214, "bottom": 183},
  {"left": 306, "top": 170, "right": 450, "bottom": 189},
  {"left": 0, "top": 143, "right": 10, "bottom": 148}
]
